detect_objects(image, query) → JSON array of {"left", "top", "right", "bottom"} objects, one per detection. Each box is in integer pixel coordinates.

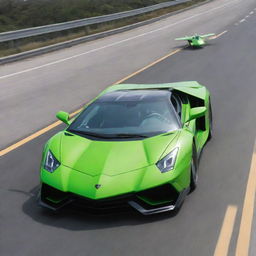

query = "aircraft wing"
[
  {"left": 200, "top": 33, "right": 215, "bottom": 38},
  {"left": 175, "top": 36, "right": 193, "bottom": 41}
]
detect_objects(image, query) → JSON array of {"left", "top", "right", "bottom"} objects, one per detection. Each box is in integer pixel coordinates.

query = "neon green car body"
[
  {"left": 39, "top": 81, "right": 212, "bottom": 215},
  {"left": 175, "top": 33, "right": 215, "bottom": 47}
]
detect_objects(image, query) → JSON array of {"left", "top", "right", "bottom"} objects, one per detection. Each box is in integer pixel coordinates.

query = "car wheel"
[
  {"left": 207, "top": 99, "right": 213, "bottom": 141},
  {"left": 189, "top": 147, "right": 198, "bottom": 193}
]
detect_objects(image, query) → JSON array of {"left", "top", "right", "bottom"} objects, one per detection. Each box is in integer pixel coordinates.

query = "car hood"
[{"left": 59, "top": 131, "right": 180, "bottom": 176}]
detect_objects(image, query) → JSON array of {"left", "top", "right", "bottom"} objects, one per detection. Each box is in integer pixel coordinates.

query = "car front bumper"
[{"left": 39, "top": 183, "right": 189, "bottom": 215}]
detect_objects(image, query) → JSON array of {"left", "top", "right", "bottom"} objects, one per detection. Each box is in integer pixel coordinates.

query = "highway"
[{"left": 1, "top": 0, "right": 256, "bottom": 255}]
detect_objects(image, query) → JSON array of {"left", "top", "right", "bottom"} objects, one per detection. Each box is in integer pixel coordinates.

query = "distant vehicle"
[
  {"left": 175, "top": 33, "right": 215, "bottom": 47},
  {"left": 39, "top": 82, "right": 212, "bottom": 215}
]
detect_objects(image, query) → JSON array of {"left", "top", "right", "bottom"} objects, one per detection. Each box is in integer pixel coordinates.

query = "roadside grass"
[{"left": 0, "top": 0, "right": 206, "bottom": 58}]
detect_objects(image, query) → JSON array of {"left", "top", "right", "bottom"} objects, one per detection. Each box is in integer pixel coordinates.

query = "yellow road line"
[
  {"left": 210, "top": 30, "right": 228, "bottom": 40},
  {"left": 214, "top": 205, "right": 238, "bottom": 256},
  {"left": 0, "top": 48, "right": 182, "bottom": 157},
  {"left": 215, "top": 30, "right": 228, "bottom": 39},
  {"left": 69, "top": 108, "right": 83, "bottom": 118},
  {"left": 114, "top": 48, "right": 182, "bottom": 84},
  {"left": 0, "top": 121, "right": 61, "bottom": 157},
  {"left": 0, "top": 108, "right": 83, "bottom": 157},
  {"left": 235, "top": 141, "right": 256, "bottom": 256}
]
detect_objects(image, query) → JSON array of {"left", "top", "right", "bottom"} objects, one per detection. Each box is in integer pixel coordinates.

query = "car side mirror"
[
  {"left": 186, "top": 107, "right": 206, "bottom": 122},
  {"left": 56, "top": 111, "right": 70, "bottom": 125}
]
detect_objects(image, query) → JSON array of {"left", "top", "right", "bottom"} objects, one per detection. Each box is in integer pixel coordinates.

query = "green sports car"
[
  {"left": 175, "top": 33, "right": 215, "bottom": 48},
  {"left": 39, "top": 81, "right": 212, "bottom": 215}
]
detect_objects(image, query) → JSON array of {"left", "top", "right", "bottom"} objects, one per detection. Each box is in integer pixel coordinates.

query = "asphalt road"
[
  {"left": 0, "top": 0, "right": 255, "bottom": 149},
  {"left": 1, "top": 0, "right": 256, "bottom": 255}
]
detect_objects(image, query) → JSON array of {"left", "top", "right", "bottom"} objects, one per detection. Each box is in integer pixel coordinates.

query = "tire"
[
  {"left": 189, "top": 145, "right": 198, "bottom": 193},
  {"left": 207, "top": 99, "right": 213, "bottom": 141}
]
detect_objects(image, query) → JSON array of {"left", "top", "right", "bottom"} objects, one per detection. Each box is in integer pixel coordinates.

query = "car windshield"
[{"left": 68, "top": 98, "right": 180, "bottom": 139}]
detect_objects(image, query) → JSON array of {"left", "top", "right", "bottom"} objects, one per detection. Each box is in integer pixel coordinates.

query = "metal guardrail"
[{"left": 0, "top": 0, "right": 191, "bottom": 43}]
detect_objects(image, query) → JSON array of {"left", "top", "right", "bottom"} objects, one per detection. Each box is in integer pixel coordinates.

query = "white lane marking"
[
  {"left": 240, "top": 19, "right": 246, "bottom": 23},
  {"left": 0, "top": 0, "right": 240, "bottom": 80},
  {"left": 250, "top": 11, "right": 254, "bottom": 14},
  {"left": 246, "top": 15, "right": 250, "bottom": 18}
]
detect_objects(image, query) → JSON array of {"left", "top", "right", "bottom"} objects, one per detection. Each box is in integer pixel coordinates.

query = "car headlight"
[
  {"left": 44, "top": 150, "right": 60, "bottom": 173},
  {"left": 156, "top": 148, "right": 179, "bottom": 173}
]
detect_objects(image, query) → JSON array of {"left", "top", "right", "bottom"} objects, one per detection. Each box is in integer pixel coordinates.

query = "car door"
[{"left": 171, "top": 93, "right": 200, "bottom": 151}]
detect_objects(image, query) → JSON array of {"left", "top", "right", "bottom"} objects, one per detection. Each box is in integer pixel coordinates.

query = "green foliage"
[{"left": 0, "top": 0, "right": 173, "bottom": 32}]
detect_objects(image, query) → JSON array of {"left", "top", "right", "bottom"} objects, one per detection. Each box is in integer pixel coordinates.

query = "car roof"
[{"left": 96, "top": 89, "right": 172, "bottom": 102}]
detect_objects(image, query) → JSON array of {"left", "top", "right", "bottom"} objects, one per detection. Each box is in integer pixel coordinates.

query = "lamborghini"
[
  {"left": 175, "top": 33, "right": 215, "bottom": 47},
  {"left": 39, "top": 81, "right": 212, "bottom": 215}
]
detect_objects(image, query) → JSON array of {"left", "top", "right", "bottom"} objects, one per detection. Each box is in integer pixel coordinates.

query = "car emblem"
[{"left": 95, "top": 184, "right": 101, "bottom": 189}]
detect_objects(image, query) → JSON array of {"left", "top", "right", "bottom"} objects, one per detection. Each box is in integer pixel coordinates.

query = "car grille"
[{"left": 41, "top": 183, "right": 179, "bottom": 213}]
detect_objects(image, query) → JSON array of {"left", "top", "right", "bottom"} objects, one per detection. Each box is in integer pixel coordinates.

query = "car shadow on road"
[
  {"left": 183, "top": 43, "right": 214, "bottom": 51},
  {"left": 16, "top": 185, "right": 180, "bottom": 231}
]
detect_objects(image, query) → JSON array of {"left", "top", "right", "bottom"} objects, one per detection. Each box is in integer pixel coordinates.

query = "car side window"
[{"left": 171, "top": 94, "right": 182, "bottom": 119}]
